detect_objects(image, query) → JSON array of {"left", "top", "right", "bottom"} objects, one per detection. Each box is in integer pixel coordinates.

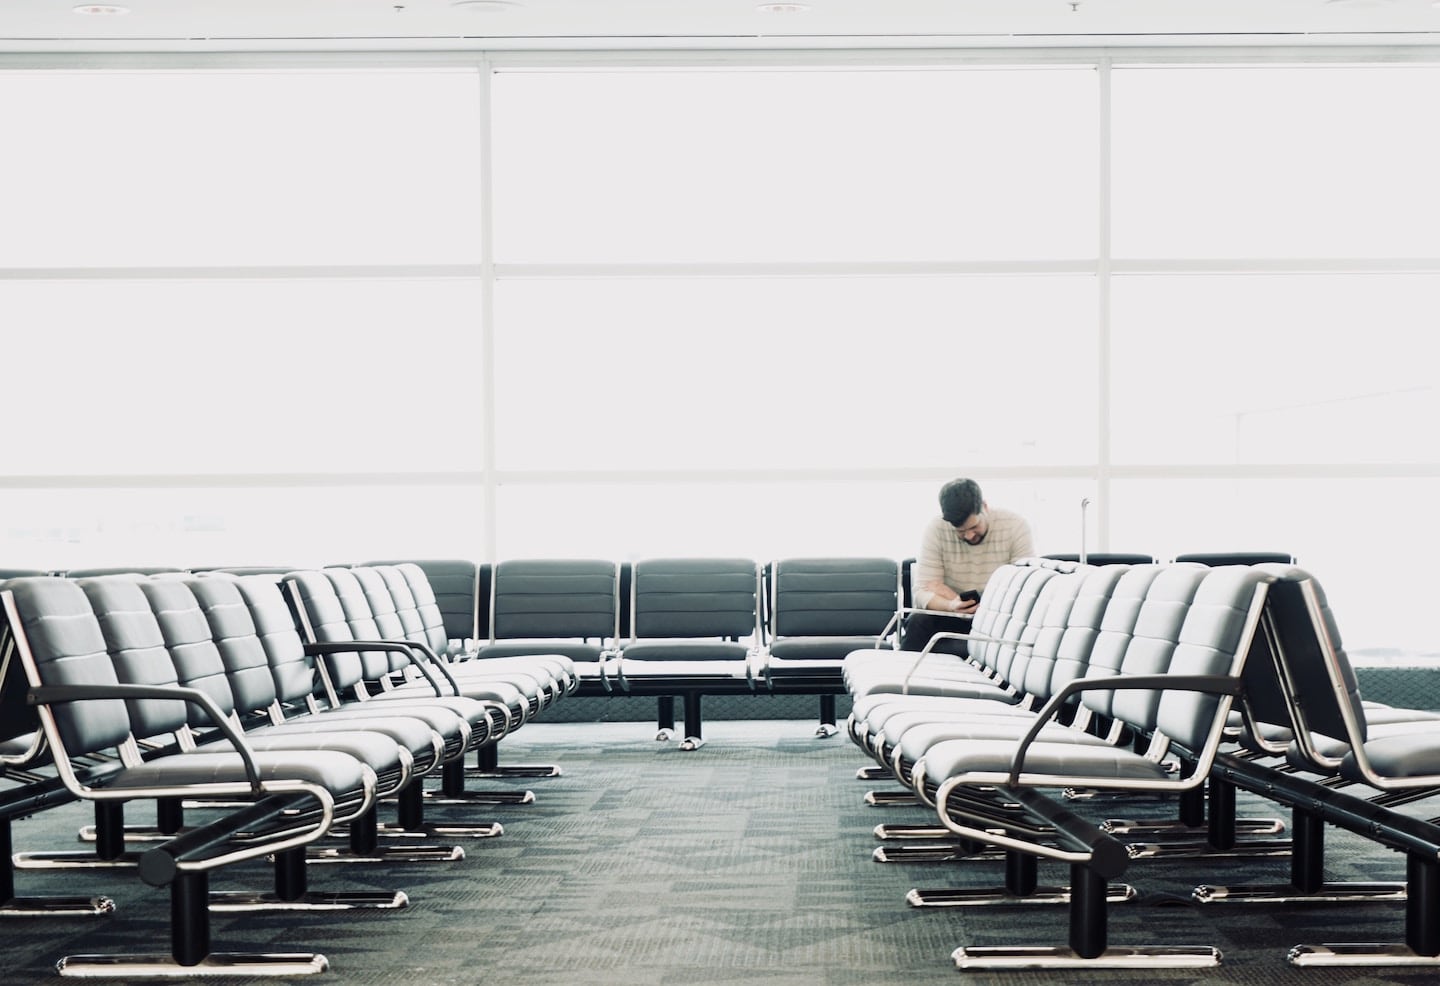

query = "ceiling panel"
[{"left": 3, "top": 0, "right": 1440, "bottom": 53}]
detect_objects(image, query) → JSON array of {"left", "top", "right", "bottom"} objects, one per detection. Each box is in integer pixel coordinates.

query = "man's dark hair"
[{"left": 939, "top": 478, "right": 984, "bottom": 527}]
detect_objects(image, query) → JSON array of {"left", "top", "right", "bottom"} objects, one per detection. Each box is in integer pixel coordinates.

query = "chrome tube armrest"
[
  {"left": 596, "top": 648, "right": 621, "bottom": 694},
  {"left": 29, "top": 682, "right": 265, "bottom": 793},
  {"left": 1007, "top": 673, "right": 1242, "bottom": 786},
  {"left": 0, "top": 728, "right": 46, "bottom": 769},
  {"left": 305, "top": 640, "right": 457, "bottom": 697},
  {"left": 749, "top": 645, "right": 770, "bottom": 690},
  {"left": 870, "top": 611, "right": 903, "bottom": 648},
  {"left": 899, "top": 627, "right": 1028, "bottom": 694}
]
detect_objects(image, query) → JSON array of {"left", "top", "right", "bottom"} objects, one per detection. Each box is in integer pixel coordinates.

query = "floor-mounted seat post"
[
  {"left": 656, "top": 696, "right": 676, "bottom": 738},
  {"left": 1068, "top": 864, "right": 1108, "bottom": 960},
  {"left": 348, "top": 805, "right": 378, "bottom": 856},
  {"left": 1290, "top": 808, "right": 1325, "bottom": 895},
  {"left": 95, "top": 801, "right": 127, "bottom": 861},
  {"left": 1178, "top": 780, "right": 1205, "bottom": 828},
  {"left": 1407, "top": 854, "right": 1440, "bottom": 957},
  {"left": 441, "top": 760, "right": 466, "bottom": 797},
  {"left": 0, "top": 818, "right": 15, "bottom": 904},
  {"left": 1005, "top": 851, "right": 1038, "bottom": 897},
  {"left": 156, "top": 797, "right": 184, "bottom": 836},
  {"left": 818, "top": 694, "right": 837, "bottom": 728},
  {"left": 171, "top": 870, "right": 210, "bottom": 967},
  {"left": 1206, "top": 776, "right": 1237, "bottom": 850},
  {"left": 396, "top": 781, "right": 424, "bottom": 831},
  {"left": 274, "top": 847, "right": 307, "bottom": 902},
  {"left": 683, "top": 693, "right": 703, "bottom": 740}
]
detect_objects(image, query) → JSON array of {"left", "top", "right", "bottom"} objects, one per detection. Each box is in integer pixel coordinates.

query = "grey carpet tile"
[{"left": 4, "top": 720, "right": 1440, "bottom": 986}]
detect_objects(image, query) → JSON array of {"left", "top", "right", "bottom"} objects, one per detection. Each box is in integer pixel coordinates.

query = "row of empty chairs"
[
  {"left": 841, "top": 555, "right": 1440, "bottom": 972},
  {"left": 0, "top": 564, "right": 573, "bottom": 977},
  {"left": 342, "top": 557, "right": 897, "bottom": 749}
]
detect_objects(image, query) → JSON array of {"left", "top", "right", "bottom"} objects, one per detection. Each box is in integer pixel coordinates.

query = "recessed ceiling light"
[
  {"left": 756, "top": 2, "right": 811, "bottom": 12},
  {"left": 73, "top": 3, "right": 130, "bottom": 13}
]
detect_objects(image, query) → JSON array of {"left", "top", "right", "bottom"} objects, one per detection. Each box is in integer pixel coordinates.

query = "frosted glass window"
[
  {"left": 495, "top": 478, "right": 1090, "bottom": 563},
  {"left": 0, "top": 69, "right": 484, "bottom": 266},
  {"left": 492, "top": 68, "right": 1098, "bottom": 263},
  {"left": 1108, "top": 478, "right": 1440, "bottom": 659},
  {"left": 0, "top": 485, "right": 486, "bottom": 573},
  {"left": 1110, "top": 274, "right": 1440, "bottom": 465},
  {"left": 0, "top": 277, "right": 485, "bottom": 474},
  {"left": 493, "top": 275, "right": 1097, "bottom": 471},
  {"left": 1112, "top": 66, "right": 1440, "bottom": 259}
]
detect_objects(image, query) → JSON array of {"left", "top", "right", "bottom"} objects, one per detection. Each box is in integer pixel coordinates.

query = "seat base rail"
[
  {"left": 304, "top": 844, "right": 464, "bottom": 865},
  {"left": 0, "top": 895, "right": 116, "bottom": 917},
  {"left": 426, "top": 788, "right": 535, "bottom": 806},
  {"left": 466, "top": 765, "right": 561, "bottom": 780},
  {"left": 1126, "top": 838, "right": 1292, "bottom": 860},
  {"left": 910, "top": 883, "right": 1136, "bottom": 908},
  {"left": 865, "top": 791, "right": 917, "bottom": 807},
  {"left": 1103, "top": 816, "right": 1285, "bottom": 837},
  {"left": 953, "top": 945, "right": 1221, "bottom": 970},
  {"left": 1194, "top": 882, "right": 1406, "bottom": 905},
  {"left": 373, "top": 820, "right": 503, "bottom": 840},
  {"left": 872, "top": 823, "right": 950, "bottom": 840},
  {"left": 874, "top": 843, "right": 999, "bottom": 864},
  {"left": 55, "top": 952, "right": 330, "bottom": 979},
  {"left": 207, "top": 890, "right": 409, "bottom": 912},
  {"left": 13, "top": 851, "right": 142, "bottom": 870},
  {"left": 1289, "top": 944, "right": 1440, "bottom": 967}
]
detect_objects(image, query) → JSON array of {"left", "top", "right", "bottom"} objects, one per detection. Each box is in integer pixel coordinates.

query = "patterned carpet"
[{"left": 5, "top": 719, "right": 1439, "bottom": 986}]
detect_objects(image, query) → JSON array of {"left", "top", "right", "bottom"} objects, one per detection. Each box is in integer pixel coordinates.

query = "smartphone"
[{"left": 959, "top": 589, "right": 981, "bottom": 603}]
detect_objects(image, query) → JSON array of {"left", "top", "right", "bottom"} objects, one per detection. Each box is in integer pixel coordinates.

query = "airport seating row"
[
  {"left": 376, "top": 553, "right": 1291, "bottom": 749},
  {"left": 2, "top": 550, "right": 1339, "bottom": 976},
  {"left": 3, "top": 554, "right": 901, "bottom": 749},
  {"left": 36, "top": 557, "right": 907, "bottom": 748},
  {"left": 843, "top": 558, "right": 1440, "bottom": 971},
  {"left": 0, "top": 552, "right": 1295, "bottom": 752},
  {"left": 0, "top": 564, "right": 572, "bottom": 977}
]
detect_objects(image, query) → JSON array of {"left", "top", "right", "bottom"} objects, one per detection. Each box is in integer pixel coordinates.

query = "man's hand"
[{"left": 950, "top": 596, "right": 979, "bottom": 616}]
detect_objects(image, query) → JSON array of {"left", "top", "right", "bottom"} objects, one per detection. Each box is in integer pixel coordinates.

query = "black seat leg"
[
  {"left": 429, "top": 759, "right": 532, "bottom": 809},
  {"left": 680, "top": 693, "right": 705, "bottom": 751},
  {"left": 952, "top": 858, "right": 1219, "bottom": 969},
  {"left": 57, "top": 868, "right": 332, "bottom": 977},
  {"left": 207, "top": 844, "right": 408, "bottom": 913},
  {"left": 1406, "top": 854, "right": 1440, "bottom": 958},
  {"left": 172, "top": 870, "right": 211, "bottom": 967},
  {"left": 96, "top": 801, "right": 128, "bottom": 861},
  {"left": 1288, "top": 851, "right": 1440, "bottom": 967},
  {"left": 380, "top": 779, "right": 505, "bottom": 841},
  {"left": 816, "top": 694, "right": 839, "bottom": 738},
  {"left": 157, "top": 797, "right": 185, "bottom": 836},
  {"left": 1193, "top": 805, "right": 1403, "bottom": 905},
  {"left": 656, "top": 696, "right": 676, "bottom": 741},
  {"left": 1007, "top": 850, "right": 1039, "bottom": 897},
  {"left": 468, "top": 739, "right": 557, "bottom": 782},
  {"left": 1069, "top": 863, "right": 1107, "bottom": 959}
]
